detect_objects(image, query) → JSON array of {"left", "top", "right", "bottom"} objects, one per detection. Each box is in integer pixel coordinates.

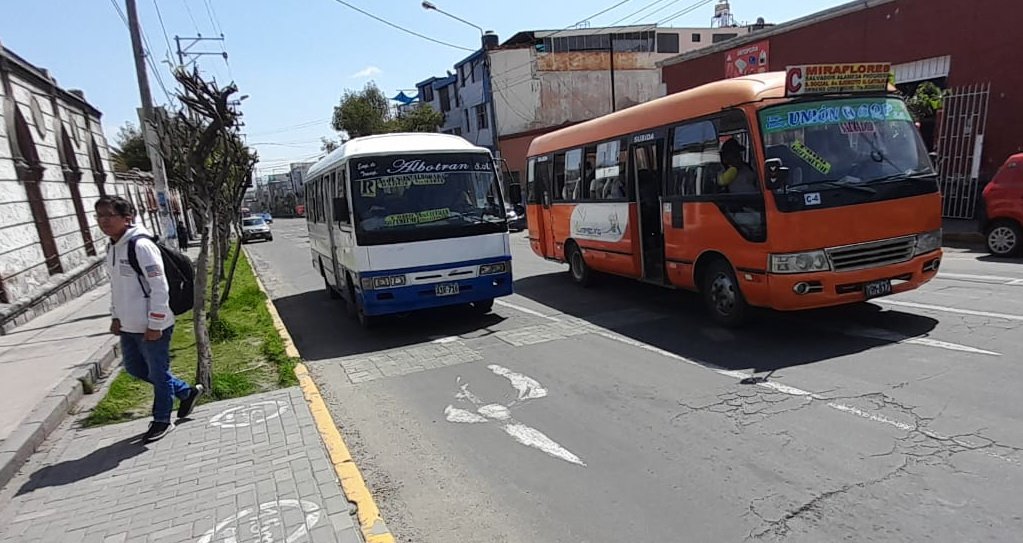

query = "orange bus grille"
[{"left": 826, "top": 236, "right": 916, "bottom": 272}]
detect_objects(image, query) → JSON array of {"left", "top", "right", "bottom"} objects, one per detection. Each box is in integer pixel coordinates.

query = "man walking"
[{"left": 96, "top": 196, "right": 202, "bottom": 442}]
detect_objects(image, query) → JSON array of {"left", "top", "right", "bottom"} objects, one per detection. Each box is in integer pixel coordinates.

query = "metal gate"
[{"left": 934, "top": 83, "right": 990, "bottom": 219}]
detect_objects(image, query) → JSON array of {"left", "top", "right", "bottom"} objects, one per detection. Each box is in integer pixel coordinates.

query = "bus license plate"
[
  {"left": 435, "top": 283, "right": 460, "bottom": 297},
  {"left": 864, "top": 279, "right": 892, "bottom": 299}
]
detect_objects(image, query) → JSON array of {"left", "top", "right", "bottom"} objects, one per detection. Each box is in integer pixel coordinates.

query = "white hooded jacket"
[{"left": 105, "top": 224, "right": 175, "bottom": 333}]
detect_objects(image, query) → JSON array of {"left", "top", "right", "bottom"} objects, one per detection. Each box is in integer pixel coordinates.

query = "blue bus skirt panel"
[{"left": 359, "top": 271, "right": 513, "bottom": 316}]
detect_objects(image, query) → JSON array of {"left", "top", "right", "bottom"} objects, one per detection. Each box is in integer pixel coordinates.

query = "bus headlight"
[
  {"left": 479, "top": 262, "right": 510, "bottom": 275},
  {"left": 770, "top": 251, "right": 831, "bottom": 274},
  {"left": 361, "top": 275, "right": 407, "bottom": 290},
  {"left": 914, "top": 229, "right": 942, "bottom": 256}
]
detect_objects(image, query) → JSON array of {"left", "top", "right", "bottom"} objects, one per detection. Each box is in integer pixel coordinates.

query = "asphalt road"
[{"left": 246, "top": 219, "right": 1023, "bottom": 543}]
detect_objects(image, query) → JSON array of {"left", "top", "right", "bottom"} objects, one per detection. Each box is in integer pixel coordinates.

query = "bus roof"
[
  {"left": 305, "top": 132, "right": 490, "bottom": 180},
  {"left": 528, "top": 72, "right": 790, "bottom": 158}
]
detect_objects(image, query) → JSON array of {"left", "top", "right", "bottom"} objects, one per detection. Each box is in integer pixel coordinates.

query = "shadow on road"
[
  {"left": 272, "top": 290, "right": 507, "bottom": 361},
  {"left": 512, "top": 270, "right": 940, "bottom": 375},
  {"left": 16, "top": 436, "right": 147, "bottom": 496}
]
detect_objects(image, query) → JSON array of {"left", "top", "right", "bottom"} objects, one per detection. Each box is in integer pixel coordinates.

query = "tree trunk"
[
  {"left": 220, "top": 224, "right": 243, "bottom": 304},
  {"left": 209, "top": 210, "right": 224, "bottom": 326},
  {"left": 193, "top": 219, "right": 214, "bottom": 392}
]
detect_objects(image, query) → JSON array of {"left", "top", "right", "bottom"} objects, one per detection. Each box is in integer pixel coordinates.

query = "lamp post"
[{"left": 421, "top": 2, "right": 501, "bottom": 159}]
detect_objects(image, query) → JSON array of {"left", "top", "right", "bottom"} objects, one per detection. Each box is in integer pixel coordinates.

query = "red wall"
[{"left": 662, "top": 0, "right": 1023, "bottom": 179}]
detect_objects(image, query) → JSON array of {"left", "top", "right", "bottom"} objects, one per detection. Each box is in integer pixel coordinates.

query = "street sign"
[{"left": 785, "top": 62, "right": 892, "bottom": 96}]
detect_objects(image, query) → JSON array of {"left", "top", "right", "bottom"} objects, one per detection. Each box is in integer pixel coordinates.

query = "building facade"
[
  {"left": 488, "top": 24, "right": 761, "bottom": 200},
  {"left": 1, "top": 44, "right": 115, "bottom": 310},
  {"left": 658, "top": 0, "right": 1022, "bottom": 218},
  {"left": 416, "top": 74, "right": 461, "bottom": 137}
]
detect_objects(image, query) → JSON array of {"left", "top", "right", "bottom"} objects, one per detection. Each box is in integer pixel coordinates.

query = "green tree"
[
  {"left": 394, "top": 104, "right": 444, "bottom": 133},
  {"left": 111, "top": 122, "right": 151, "bottom": 171},
  {"left": 906, "top": 82, "right": 945, "bottom": 122},
  {"left": 331, "top": 82, "right": 391, "bottom": 138}
]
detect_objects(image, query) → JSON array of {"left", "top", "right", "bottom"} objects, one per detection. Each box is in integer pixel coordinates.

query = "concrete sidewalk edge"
[
  {"left": 246, "top": 246, "right": 386, "bottom": 543},
  {"left": 0, "top": 335, "right": 120, "bottom": 490}
]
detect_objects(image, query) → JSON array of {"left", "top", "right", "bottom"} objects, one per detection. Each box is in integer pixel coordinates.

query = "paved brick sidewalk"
[{"left": 0, "top": 388, "right": 362, "bottom": 543}]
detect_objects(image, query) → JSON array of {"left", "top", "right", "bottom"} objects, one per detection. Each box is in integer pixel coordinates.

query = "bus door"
[
  {"left": 528, "top": 156, "right": 556, "bottom": 257},
  {"left": 630, "top": 133, "right": 666, "bottom": 282}
]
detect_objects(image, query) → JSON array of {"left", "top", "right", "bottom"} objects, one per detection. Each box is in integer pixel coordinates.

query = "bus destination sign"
[{"left": 785, "top": 63, "right": 892, "bottom": 97}]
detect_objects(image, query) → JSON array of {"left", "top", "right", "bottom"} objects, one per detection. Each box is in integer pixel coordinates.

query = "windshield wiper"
[
  {"left": 869, "top": 170, "right": 938, "bottom": 184},
  {"left": 788, "top": 179, "right": 876, "bottom": 194}
]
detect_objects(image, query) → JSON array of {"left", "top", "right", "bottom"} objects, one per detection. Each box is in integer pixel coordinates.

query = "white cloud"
[{"left": 351, "top": 66, "right": 382, "bottom": 79}]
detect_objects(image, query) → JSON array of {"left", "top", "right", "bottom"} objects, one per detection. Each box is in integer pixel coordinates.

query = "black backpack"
[{"left": 127, "top": 234, "right": 195, "bottom": 315}]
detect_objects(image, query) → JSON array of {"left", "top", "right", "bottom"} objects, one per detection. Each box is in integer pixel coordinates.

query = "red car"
[{"left": 981, "top": 153, "right": 1023, "bottom": 256}]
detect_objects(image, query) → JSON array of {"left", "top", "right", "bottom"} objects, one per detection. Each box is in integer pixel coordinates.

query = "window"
[
  {"left": 712, "top": 33, "right": 738, "bottom": 44},
  {"left": 421, "top": 86, "right": 434, "bottom": 103},
  {"left": 562, "top": 148, "right": 583, "bottom": 200},
  {"left": 656, "top": 33, "right": 680, "bottom": 54},
  {"left": 475, "top": 105, "right": 488, "bottom": 130},
  {"left": 592, "top": 139, "right": 627, "bottom": 199},
  {"left": 552, "top": 153, "right": 566, "bottom": 201},
  {"left": 464, "top": 110, "right": 471, "bottom": 133},
  {"left": 460, "top": 64, "right": 468, "bottom": 87},
  {"left": 439, "top": 86, "right": 451, "bottom": 113},
  {"left": 471, "top": 59, "right": 479, "bottom": 83},
  {"left": 527, "top": 156, "right": 552, "bottom": 204},
  {"left": 669, "top": 120, "right": 721, "bottom": 197},
  {"left": 692, "top": 33, "right": 702, "bottom": 43}
]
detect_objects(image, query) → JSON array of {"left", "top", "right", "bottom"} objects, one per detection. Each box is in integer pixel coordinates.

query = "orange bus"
[{"left": 525, "top": 69, "right": 942, "bottom": 326}]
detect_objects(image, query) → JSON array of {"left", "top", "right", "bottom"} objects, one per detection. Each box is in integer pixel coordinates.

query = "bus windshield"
[
  {"left": 760, "top": 97, "right": 934, "bottom": 189},
  {"left": 350, "top": 153, "right": 505, "bottom": 243}
]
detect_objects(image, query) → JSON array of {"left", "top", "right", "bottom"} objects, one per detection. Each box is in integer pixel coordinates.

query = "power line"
[
  {"left": 606, "top": 0, "right": 678, "bottom": 27},
  {"left": 561, "top": 0, "right": 633, "bottom": 32},
  {"left": 199, "top": 0, "right": 233, "bottom": 80},
  {"left": 109, "top": 0, "right": 172, "bottom": 104},
  {"left": 180, "top": 0, "right": 201, "bottom": 34},
  {"left": 151, "top": 0, "right": 175, "bottom": 56},
  {"left": 247, "top": 118, "right": 332, "bottom": 137},
  {"left": 328, "top": 0, "right": 474, "bottom": 52}
]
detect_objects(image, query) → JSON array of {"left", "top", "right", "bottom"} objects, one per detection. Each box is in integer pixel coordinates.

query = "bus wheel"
[
  {"left": 702, "top": 259, "right": 749, "bottom": 327},
  {"left": 567, "top": 243, "right": 592, "bottom": 287},
  {"left": 471, "top": 298, "right": 495, "bottom": 314},
  {"left": 347, "top": 278, "right": 375, "bottom": 328},
  {"left": 325, "top": 277, "right": 341, "bottom": 300}
]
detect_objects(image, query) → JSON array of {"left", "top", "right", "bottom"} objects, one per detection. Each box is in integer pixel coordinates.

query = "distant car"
[
  {"left": 981, "top": 153, "right": 1023, "bottom": 256},
  {"left": 506, "top": 203, "right": 526, "bottom": 232},
  {"left": 241, "top": 216, "right": 273, "bottom": 243},
  {"left": 261, "top": 212, "right": 273, "bottom": 224}
]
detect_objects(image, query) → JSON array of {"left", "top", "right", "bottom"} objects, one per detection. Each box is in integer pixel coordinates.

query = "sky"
[{"left": 1, "top": 0, "right": 845, "bottom": 176}]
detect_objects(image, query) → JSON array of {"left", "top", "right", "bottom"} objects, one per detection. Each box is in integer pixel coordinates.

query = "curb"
[
  {"left": 0, "top": 336, "right": 120, "bottom": 490},
  {"left": 244, "top": 247, "right": 395, "bottom": 543},
  {"left": 943, "top": 231, "right": 984, "bottom": 244}
]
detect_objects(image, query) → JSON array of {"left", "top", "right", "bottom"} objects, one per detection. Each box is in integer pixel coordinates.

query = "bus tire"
[
  {"left": 567, "top": 243, "right": 593, "bottom": 287},
  {"left": 472, "top": 298, "right": 495, "bottom": 314},
  {"left": 701, "top": 259, "right": 749, "bottom": 327},
  {"left": 325, "top": 277, "right": 341, "bottom": 300}
]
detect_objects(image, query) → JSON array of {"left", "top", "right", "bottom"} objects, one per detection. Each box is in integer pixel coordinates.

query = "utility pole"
[
  {"left": 609, "top": 33, "right": 617, "bottom": 113},
  {"left": 125, "top": 0, "right": 176, "bottom": 240}
]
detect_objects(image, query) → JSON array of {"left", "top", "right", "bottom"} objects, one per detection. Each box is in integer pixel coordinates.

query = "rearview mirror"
[
  {"left": 332, "top": 197, "right": 350, "bottom": 223},
  {"left": 764, "top": 158, "right": 789, "bottom": 190}
]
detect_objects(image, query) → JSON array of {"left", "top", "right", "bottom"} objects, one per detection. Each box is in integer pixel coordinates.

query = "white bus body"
[{"left": 305, "top": 133, "right": 512, "bottom": 323}]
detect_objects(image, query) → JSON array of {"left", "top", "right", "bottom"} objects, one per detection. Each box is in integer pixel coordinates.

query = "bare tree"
[{"left": 157, "top": 68, "right": 245, "bottom": 391}]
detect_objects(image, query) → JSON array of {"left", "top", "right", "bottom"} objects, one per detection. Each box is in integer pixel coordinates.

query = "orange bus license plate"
[{"left": 864, "top": 280, "right": 892, "bottom": 299}]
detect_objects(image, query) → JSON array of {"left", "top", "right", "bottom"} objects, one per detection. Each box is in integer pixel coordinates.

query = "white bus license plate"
[
  {"left": 864, "top": 279, "right": 892, "bottom": 299},
  {"left": 435, "top": 283, "right": 460, "bottom": 297}
]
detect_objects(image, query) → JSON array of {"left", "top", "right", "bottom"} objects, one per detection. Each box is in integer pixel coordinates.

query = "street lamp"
[{"left": 421, "top": 1, "right": 484, "bottom": 37}]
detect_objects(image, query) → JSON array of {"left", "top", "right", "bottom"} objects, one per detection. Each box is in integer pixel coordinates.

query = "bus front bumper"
[
  {"left": 752, "top": 251, "right": 942, "bottom": 311},
  {"left": 360, "top": 272, "right": 514, "bottom": 316}
]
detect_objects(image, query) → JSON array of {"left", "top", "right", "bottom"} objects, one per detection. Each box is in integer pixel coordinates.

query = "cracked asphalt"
[{"left": 247, "top": 220, "right": 1023, "bottom": 542}]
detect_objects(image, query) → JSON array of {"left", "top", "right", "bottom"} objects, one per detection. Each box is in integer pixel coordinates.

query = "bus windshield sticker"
[
  {"left": 839, "top": 121, "right": 877, "bottom": 134},
  {"left": 804, "top": 192, "right": 822, "bottom": 206},
  {"left": 790, "top": 141, "right": 832, "bottom": 174},
  {"left": 762, "top": 98, "right": 911, "bottom": 134},
  {"left": 383, "top": 208, "right": 451, "bottom": 227},
  {"left": 360, "top": 174, "right": 448, "bottom": 198},
  {"left": 633, "top": 133, "right": 655, "bottom": 144},
  {"left": 351, "top": 154, "right": 494, "bottom": 181}
]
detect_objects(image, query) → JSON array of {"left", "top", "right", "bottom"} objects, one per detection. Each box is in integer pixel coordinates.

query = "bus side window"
[
  {"left": 594, "top": 139, "right": 626, "bottom": 200},
  {"left": 669, "top": 120, "right": 718, "bottom": 197},
  {"left": 527, "top": 158, "right": 539, "bottom": 204},
  {"left": 564, "top": 149, "right": 583, "bottom": 201},
  {"left": 582, "top": 146, "right": 597, "bottom": 199},
  {"left": 337, "top": 169, "right": 351, "bottom": 226},
  {"left": 553, "top": 153, "right": 566, "bottom": 201}
]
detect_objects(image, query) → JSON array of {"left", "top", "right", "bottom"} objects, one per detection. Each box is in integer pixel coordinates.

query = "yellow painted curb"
[{"left": 243, "top": 246, "right": 395, "bottom": 543}]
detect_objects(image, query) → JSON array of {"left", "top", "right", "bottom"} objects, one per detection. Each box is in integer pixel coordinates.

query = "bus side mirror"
[
  {"left": 332, "top": 197, "right": 350, "bottom": 223},
  {"left": 764, "top": 158, "right": 789, "bottom": 190}
]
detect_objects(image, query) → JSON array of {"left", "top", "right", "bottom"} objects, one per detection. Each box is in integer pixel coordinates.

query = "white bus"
[{"left": 305, "top": 133, "right": 513, "bottom": 326}]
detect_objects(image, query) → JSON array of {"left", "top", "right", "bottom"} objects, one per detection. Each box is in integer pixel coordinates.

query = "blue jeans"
[{"left": 120, "top": 327, "right": 192, "bottom": 423}]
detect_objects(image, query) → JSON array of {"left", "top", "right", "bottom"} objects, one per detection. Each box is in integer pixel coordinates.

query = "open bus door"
[
  {"left": 528, "top": 156, "right": 557, "bottom": 258},
  {"left": 629, "top": 132, "right": 667, "bottom": 283}
]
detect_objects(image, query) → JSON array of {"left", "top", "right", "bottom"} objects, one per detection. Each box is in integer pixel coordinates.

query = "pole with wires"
[{"left": 124, "top": 0, "right": 177, "bottom": 241}]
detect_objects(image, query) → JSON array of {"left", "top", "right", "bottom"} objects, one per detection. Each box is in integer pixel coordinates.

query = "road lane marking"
[
  {"left": 826, "top": 402, "right": 915, "bottom": 431},
  {"left": 937, "top": 272, "right": 1023, "bottom": 285},
  {"left": 878, "top": 300, "right": 1023, "bottom": 322},
  {"left": 495, "top": 299, "right": 563, "bottom": 321},
  {"left": 445, "top": 365, "right": 585, "bottom": 467},
  {"left": 835, "top": 325, "right": 1000, "bottom": 356}
]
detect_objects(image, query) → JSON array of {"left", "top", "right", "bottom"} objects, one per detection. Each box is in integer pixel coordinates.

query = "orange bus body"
[{"left": 526, "top": 72, "right": 942, "bottom": 319}]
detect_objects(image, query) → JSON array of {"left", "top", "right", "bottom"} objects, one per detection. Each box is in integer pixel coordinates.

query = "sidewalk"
[{"left": 0, "top": 388, "right": 362, "bottom": 542}]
